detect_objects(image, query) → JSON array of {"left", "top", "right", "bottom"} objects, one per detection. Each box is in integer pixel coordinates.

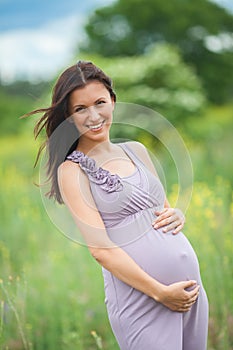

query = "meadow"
[{"left": 0, "top": 104, "right": 233, "bottom": 349}]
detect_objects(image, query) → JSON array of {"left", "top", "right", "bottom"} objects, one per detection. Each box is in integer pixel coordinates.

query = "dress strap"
[
  {"left": 118, "top": 142, "right": 148, "bottom": 169},
  {"left": 66, "top": 150, "right": 123, "bottom": 193}
]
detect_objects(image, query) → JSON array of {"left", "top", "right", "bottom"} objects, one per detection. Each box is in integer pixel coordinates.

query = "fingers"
[
  {"left": 180, "top": 293, "right": 199, "bottom": 312},
  {"left": 152, "top": 208, "right": 185, "bottom": 234},
  {"left": 162, "top": 280, "right": 200, "bottom": 313},
  {"left": 154, "top": 208, "right": 173, "bottom": 223},
  {"left": 176, "top": 288, "right": 200, "bottom": 313},
  {"left": 152, "top": 219, "right": 182, "bottom": 233},
  {"left": 172, "top": 222, "right": 184, "bottom": 235},
  {"left": 178, "top": 304, "right": 193, "bottom": 312},
  {"left": 183, "top": 283, "right": 200, "bottom": 311},
  {"left": 152, "top": 208, "right": 175, "bottom": 230},
  {"left": 163, "top": 220, "right": 182, "bottom": 234},
  {"left": 182, "top": 279, "right": 198, "bottom": 289},
  {"left": 188, "top": 292, "right": 199, "bottom": 305},
  {"left": 187, "top": 285, "right": 200, "bottom": 299},
  {"left": 177, "top": 280, "right": 200, "bottom": 312}
]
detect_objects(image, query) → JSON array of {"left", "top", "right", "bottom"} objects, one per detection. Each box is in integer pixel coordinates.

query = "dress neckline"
[
  {"left": 66, "top": 148, "right": 124, "bottom": 193},
  {"left": 66, "top": 143, "right": 143, "bottom": 192},
  {"left": 69, "top": 143, "right": 138, "bottom": 180}
]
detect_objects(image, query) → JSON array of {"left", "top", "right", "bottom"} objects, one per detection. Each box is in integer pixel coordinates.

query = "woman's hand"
[
  {"left": 152, "top": 207, "right": 185, "bottom": 235},
  {"left": 157, "top": 280, "right": 200, "bottom": 312}
]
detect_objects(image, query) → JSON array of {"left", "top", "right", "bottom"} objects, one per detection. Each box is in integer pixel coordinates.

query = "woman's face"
[{"left": 69, "top": 81, "right": 114, "bottom": 144}]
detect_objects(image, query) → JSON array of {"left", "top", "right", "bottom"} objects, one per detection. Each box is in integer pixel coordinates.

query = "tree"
[
  {"left": 82, "top": 43, "right": 206, "bottom": 124},
  {"left": 82, "top": 0, "right": 233, "bottom": 103},
  {"left": 0, "top": 80, "right": 50, "bottom": 134}
]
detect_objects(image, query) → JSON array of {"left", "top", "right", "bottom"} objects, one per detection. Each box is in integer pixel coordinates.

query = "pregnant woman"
[{"left": 29, "top": 61, "right": 208, "bottom": 349}]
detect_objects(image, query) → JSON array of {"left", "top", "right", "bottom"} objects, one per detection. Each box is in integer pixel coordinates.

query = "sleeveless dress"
[{"left": 66, "top": 142, "right": 209, "bottom": 350}]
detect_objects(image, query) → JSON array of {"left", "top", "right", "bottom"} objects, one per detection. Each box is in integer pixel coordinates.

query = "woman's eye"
[
  {"left": 75, "top": 107, "right": 85, "bottom": 113},
  {"left": 97, "top": 100, "right": 105, "bottom": 105}
]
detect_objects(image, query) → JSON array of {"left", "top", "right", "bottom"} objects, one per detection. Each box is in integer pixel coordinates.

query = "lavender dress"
[{"left": 67, "top": 142, "right": 208, "bottom": 350}]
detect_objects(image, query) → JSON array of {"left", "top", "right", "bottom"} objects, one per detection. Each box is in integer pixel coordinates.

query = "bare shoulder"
[
  {"left": 57, "top": 160, "right": 82, "bottom": 185},
  {"left": 58, "top": 159, "right": 78, "bottom": 171}
]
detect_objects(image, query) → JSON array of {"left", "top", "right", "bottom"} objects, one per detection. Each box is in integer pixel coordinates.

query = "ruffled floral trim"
[{"left": 66, "top": 151, "right": 123, "bottom": 193}]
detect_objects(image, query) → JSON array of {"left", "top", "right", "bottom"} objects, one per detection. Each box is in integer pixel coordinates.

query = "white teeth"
[{"left": 88, "top": 121, "right": 103, "bottom": 129}]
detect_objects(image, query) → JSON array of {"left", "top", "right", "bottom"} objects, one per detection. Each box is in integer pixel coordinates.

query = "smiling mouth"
[{"left": 86, "top": 120, "right": 105, "bottom": 130}]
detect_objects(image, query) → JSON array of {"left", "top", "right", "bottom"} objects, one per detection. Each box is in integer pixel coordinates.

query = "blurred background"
[{"left": 0, "top": 0, "right": 232, "bottom": 349}]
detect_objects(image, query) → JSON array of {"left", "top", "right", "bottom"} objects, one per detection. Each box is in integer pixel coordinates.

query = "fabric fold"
[{"left": 66, "top": 150, "right": 123, "bottom": 193}]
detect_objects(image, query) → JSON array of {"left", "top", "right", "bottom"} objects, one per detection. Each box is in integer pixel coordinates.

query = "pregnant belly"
[
  {"left": 106, "top": 208, "right": 201, "bottom": 285},
  {"left": 124, "top": 228, "right": 201, "bottom": 285}
]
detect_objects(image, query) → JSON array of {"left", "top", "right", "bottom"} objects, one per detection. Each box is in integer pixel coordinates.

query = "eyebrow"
[
  {"left": 72, "top": 97, "right": 107, "bottom": 110},
  {"left": 73, "top": 104, "right": 86, "bottom": 109}
]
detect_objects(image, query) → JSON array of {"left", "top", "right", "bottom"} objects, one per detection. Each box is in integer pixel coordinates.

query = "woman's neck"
[{"left": 76, "top": 139, "right": 114, "bottom": 156}]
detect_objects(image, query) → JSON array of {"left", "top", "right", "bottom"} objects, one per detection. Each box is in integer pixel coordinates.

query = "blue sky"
[
  {"left": 0, "top": 0, "right": 232, "bottom": 83},
  {"left": 0, "top": 0, "right": 108, "bottom": 32},
  {"left": 0, "top": 0, "right": 114, "bottom": 82}
]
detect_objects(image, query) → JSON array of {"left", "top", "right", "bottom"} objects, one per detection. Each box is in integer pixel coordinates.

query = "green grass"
[
  {"left": 0, "top": 107, "right": 233, "bottom": 349},
  {"left": 0, "top": 133, "right": 116, "bottom": 349}
]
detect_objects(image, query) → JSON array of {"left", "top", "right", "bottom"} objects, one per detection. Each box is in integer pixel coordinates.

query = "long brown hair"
[{"left": 27, "top": 61, "right": 116, "bottom": 204}]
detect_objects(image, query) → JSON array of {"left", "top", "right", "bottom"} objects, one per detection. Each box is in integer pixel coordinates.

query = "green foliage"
[
  {"left": 0, "top": 81, "right": 51, "bottom": 135},
  {"left": 81, "top": 44, "right": 206, "bottom": 123},
  {"left": 82, "top": 0, "right": 233, "bottom": 103},
  {"left": 181, "top": 103, "right": 233, "bottom": 188},
  {"left": 0, "top": 134, "right": 110, "bottom": 349},
  {"left": 169, "top": 178, "right": 233, "bottom": 350}
]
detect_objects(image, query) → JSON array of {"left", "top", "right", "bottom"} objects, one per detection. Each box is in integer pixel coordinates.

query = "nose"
[{"left": 88, "top": 106, "right": 99, "bottom": 121}]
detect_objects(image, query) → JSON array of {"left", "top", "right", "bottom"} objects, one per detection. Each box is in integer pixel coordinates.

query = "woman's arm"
[
  {"left": 126, "top": 141, "right": 185, "bottom": 235},
  {"left": 58, "top": 161, "right": 198, "bottom": 312}
]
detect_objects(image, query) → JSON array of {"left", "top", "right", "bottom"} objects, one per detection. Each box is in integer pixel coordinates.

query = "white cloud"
[{"left": 0, "top": 15, "right": 85, "bottom": 83}]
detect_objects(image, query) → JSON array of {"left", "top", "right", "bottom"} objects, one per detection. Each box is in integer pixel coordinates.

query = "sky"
[
  {"left": 0, "top": 0, "right": 232, "bottom": 83},
  {"left": 0, "top": 0, "right": 114, "bottom": 83}
]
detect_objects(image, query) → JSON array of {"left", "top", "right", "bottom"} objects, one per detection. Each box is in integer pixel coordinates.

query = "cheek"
[
  {"left": 72, "top": 116, "right": 85, "bottom": 131},
  {"left": 105, "top": 108, "right": 113, "bottom": 125},
  {"left": 104, "top": 103, "right": 114, "bottom": 118}
]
